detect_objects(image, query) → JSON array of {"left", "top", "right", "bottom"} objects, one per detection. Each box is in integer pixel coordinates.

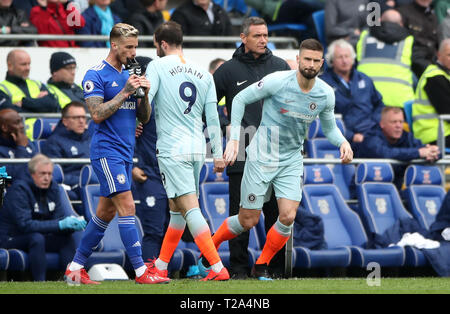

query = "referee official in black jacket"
[{"left": 213, "top": 16, "right": 290, "bottom": 279}]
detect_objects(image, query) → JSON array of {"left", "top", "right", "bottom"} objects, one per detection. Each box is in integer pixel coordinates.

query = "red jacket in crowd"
[{"left": 30, "top": 2, "right": 85, "bottom": 47}]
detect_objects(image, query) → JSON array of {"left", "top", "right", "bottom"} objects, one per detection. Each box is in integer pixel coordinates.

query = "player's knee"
[
  {"left": 238, "top": 211, "right": 260, "bottom": 230},
  {"left": 278, "top": 211, "right": 296, "bottom": 226}
]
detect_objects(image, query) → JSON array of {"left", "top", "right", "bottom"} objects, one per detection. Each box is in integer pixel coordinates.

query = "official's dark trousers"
[
  {"left": 228, "top": 173, "right": 285, "bottom": 277},
  {"left": 2, "top": 232, "right": 77, "bottom": 281}
]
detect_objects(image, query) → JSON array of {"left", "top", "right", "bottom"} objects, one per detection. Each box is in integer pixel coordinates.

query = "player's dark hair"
[
  {"left": 154, "top": 21, "right": 183, "bottom": 47},
  {"left": 299, "top": 39, "right": 324, "bottom": 54}
]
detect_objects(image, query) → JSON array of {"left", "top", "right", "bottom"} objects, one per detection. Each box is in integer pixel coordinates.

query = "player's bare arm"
[
  {"left": 136, "top": 76, "right": 151, "bottom": 124},
  {"left": 86, "top": 75, "right": 140, "bottom": 124}
]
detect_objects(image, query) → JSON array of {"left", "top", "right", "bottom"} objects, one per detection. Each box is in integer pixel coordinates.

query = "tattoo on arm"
[
  {"left": 137, "top": 95, "right": 151, "bottom": 124},
  {"left": 86, "top": 92, "right": 128, "bottom": 123}
]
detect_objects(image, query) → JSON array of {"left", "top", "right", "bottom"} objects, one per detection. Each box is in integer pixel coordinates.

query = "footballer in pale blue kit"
[
  {"left": 210, "top": 39, "right": 354, "bottom": 280},
  {"left": 64, "top": 23, "right": 170, "bottom": 285},
  {"left": 145, "top": 21, "right": 230, "bottom": 281}
]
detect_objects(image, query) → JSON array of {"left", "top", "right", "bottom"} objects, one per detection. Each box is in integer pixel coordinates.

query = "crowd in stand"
[{"left": 0, "top": 0, "right": 449, "bottom": 280}]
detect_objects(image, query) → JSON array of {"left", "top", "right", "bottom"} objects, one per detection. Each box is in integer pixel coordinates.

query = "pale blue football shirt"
[
  {"left": 231, "top": 70, "right": 345, "bottom": 166},
  {"left": 146, "top": 55, "right": 222, "bottom": 159}
]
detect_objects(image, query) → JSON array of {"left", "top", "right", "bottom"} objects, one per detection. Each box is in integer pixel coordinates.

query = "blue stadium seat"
[
  {"left": 300, "top": 165, "right": 405, "bottom": 268},
  {"left": 32, "top": 118, "right": 60, "bottom": 153},
  {"left": 199, "top": 181, "right": 260, "bottom": 268},
  {"left": 404, "top": 165, "right": 446, "bottom": 230},
  {"left": 305, "top": 118, "right": 355, "bottom": 200},
  {"left": 199, "top": 161, "right": 229, "bottom": 184},
  {"left": 79, "top": 165, "right": 183, "bottom": 274},
  {"left": 356, "top": 162, "right": 413, "bottom": 234},
  {"left": 33, "top": 118, "right": 59, "bottom": 140},
  {"left": 0, "top": 248, "right": 9, "bottom": 271},
  {"left": 312, "top": 10, "right": 326, "bottom": 49}
]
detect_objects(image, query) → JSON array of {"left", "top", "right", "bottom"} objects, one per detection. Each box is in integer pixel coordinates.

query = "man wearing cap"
[
  {"left": 47, "top": 52, "right": 85, "bottom": 109},
  {"left": 0, "top": 49, "right": 59, "bottom": 138}
]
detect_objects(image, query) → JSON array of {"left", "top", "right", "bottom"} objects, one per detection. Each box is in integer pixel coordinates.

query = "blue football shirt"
[{"left": 82, "top": 60, "right": 138, "bottom": 162}]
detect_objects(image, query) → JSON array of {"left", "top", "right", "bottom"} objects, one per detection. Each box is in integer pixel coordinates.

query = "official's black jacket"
[{"left": 213, "top": 44, "right": 290, "bottom": 174}]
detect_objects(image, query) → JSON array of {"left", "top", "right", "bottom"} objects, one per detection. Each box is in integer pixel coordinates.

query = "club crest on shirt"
[
  {"left": 256, "top": 80, "right": 264, "bottom": 89},
  {"left": 248, "top": 193, "right": 256, "bottom": 203},
  {"left": 309, "top": 102, "right": 317, "bottom": 111},
  {"left": 117, "top": 173, "right": 126, "bottom": 184}
]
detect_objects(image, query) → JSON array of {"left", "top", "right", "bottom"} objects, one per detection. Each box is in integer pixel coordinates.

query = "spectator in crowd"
[
  {"left": 209, "top": 57, "right": 225, "bottom": 74},
  {"left": 110, "top": 0, "right": 144, "bottom": 21},
  {"left": 397, "top": 0, "right": 439, "bottom": 77},
  {"left": 0, "top": 0, "right": 37, "bottom": 46},
  {"left": 208, "top": 58, "right": 226, "bottom": 121},
  {"left": 320, "top": 39, "right": 384, "bottom": 155},
  {"left": 42, "top": 102, "right": 90, "bottom": 212},
  {"left": 0, "top": 108, "right": 37, "bottom": 181},
  {"left": 131, "top": 55, "right": 170, "bottom": 261},
  {"left": 245, "top": 0, "right": 324, "bottom": 40},
  {"left": 356, "top": 9, "right": 415, "bottom": 108},
  {"left": 412, "top": 38, "right": 450, "bottom": 147},
  {"left": 0, "top": 49, "right": 59, "bottom": 138},
  {"left": 359, "top": 106, "right": 440, "bottom": 190},
  {"left": 434, "top": 0, "right": 450, "bottom": 41},
  {"left": 72, "top": 0, "right": 89, "bottom": 13},
  {"left": 170, "top": 0, "right": 233, "bottom": 48},
  {"left": 127, "top": 0, "right": 167, "bottom": 47},
  {"left": 47, "top": 52, "right": 85, "bottom": 108},
  {"left": 434, "top": 0, "right": 450, "bottom": 24},
  {"left": 213, "top": 16, "right": 291, "bottom": 279},
  {"left": 325, "top": 0, "right": 369, "bottom": 47},
  {"left": 0, "top": 154, "right": 86, "bottom": 281},
  {"left": 77, "top": 0, "right": 121, "bottom": 47},
  {"left": 12, "top": 0, "right": 38, "bottom": 18},
  {"left": 30, "top": 0, "right": 85, "bottom": 47}
]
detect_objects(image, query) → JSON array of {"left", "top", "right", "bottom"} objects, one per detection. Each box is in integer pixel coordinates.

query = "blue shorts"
[{"left": 91, "top": 157, "right": 133, "bottom": 197}]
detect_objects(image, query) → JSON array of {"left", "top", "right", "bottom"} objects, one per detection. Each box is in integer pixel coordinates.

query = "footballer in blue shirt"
[{"left": 65, "top": 23, "right": 170, "bottom": 285}]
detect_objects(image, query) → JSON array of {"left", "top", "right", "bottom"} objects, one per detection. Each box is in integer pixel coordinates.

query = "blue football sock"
[
  {"left": 118, "top": 216, "right": 145, "bottom": 272},
  {"left": 73, "top": 215, "right": 109, "bottom": 267}
]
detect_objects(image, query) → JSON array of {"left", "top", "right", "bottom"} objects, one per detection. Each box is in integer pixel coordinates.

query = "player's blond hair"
[{"left": 109, "top": 23, "right": 139, "bottom": 43}]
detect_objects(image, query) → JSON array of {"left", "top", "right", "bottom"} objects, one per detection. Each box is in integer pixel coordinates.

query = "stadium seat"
[
  {"left": 298, "top": 165, "right": 405, "bottom": 268},
  {"left": 404, "top": 165, "right": 446, "bottom": 230},
  {"left": 198, "top": 180, "right": 261, "bottom": 269},
  {"left": 0, "top": 248, "right": 9, "bottom": 271},
  {"left": 32, "top": 118, "right": 60, "bottom": 153},
  {"left": 312, "top": 10, "right": 326, "bottom": 50},
  {"left": 199, "top": 161, "right": 229, "bottom": 184},
  {"left": 33, "top": 118, "right": 59, "bottom": 141},
  {"left": 356, "top": 162, "right": 414, "bottom": 234},
  {"left": 305, "top": 118, "right": 355, "bottom": 200}
]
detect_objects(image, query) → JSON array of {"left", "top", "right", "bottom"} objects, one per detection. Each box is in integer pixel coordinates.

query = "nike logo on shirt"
[{"left": 236, "top": 80, "right": 248, "bottom": 86}]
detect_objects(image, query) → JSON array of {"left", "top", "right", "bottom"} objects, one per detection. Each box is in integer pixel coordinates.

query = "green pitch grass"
[{"left": 0, "top": 277, "right": 449, "bottom": 294}]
